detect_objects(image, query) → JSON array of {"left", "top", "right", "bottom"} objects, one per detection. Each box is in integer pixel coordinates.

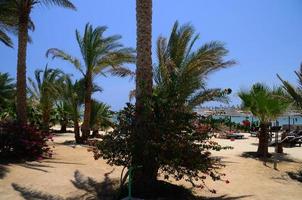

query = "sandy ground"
[{"left": 0, "top": 132, "right": 302, "bottom": 200}]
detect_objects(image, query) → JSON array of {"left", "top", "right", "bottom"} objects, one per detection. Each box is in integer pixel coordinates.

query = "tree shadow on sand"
[
  {"left": 12, "top": 170, "right": 252, "bottom": 200},
  {"left": 0, "top": 164, "right": 10, "bottom": 179},
  {"left": 240, "top": 151, "right": 300, "bottom": 164},
  {"left": 12, "top": 169, "right": 119, "bottom": 200}
]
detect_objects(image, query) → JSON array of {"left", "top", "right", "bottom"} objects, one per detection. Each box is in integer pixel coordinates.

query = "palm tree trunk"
[
  {"left": 60, "top": 120, "right": 67, "bottom": 132},
  {"left": 16, "top": 8, "right": 29, "bottom": 126},
  {"left": 133, "top": 0, "right": 156, "bottom": 191},
  {"left": 257, "top": 123, "right": 269, "bottom": 158},
  {"left": 74, "top": 118, "right": 81, "bottom": 143},
  {"left": 81, "top": 72, "right": 92, "bottom": 142}
]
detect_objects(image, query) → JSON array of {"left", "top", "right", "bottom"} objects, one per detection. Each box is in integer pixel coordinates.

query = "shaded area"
[
  {"left": 240, "top": 151, "right": 299, "bottom": 163},
  {"left": 71, "top": 169, "right": 119, "bottom": 199},
  {"left": 18, "top": 162, "right": 54, "bottom": 173},
  {"left": 12, "top": 183, "right": 64, "bottom": 200},
  {"left": 12, "top": 170, "right": 120, "bottom": 200},
  {"left": 11, "top": 169, "right": 253, "bottom": 200},
  {"left": 288, "top": 169, "right": 302, "bottom": 183},
  {"left": 201, "top": 195, "right": 253, "bottom": 200},
  {"left": 0, "top": 164, "right": 10, "bottom": 179},
  {"left": 43, "top": 160, "right": 85, "bottom": 165}
]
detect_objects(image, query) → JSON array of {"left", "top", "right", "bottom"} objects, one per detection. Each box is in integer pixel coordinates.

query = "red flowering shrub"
[{"left": 0, "top": 121, "right": 53, "bottom": 160}]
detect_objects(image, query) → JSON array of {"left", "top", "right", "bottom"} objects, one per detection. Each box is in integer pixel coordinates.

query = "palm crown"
[
  {"left": 0, "top": 0, "right": 75, "bottom": 47},
  {"left": 154, "top": 21, "right": 236, "bottom": 109},
  {"left": 238, "top": 83, "right": 290, "bottom": 123},
  {"left": 46, "top": 23, "right": 135, "bottom": 79},
  {"left": 278, "top": 64, "right": 302, "bottom": 110}
]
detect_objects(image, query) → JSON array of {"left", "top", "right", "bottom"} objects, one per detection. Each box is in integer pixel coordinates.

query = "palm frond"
[{"left": 40, "top": 0, "right": 76, "bottom": 10}]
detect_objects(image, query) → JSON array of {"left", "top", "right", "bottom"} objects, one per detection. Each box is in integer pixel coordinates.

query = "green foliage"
[
  {"left": 0, "top": 72, "right": 15, "bottom": 110},
  {"left": 90, "top": 100, "right": 114, "bottom": 132},
  {"left": 0, "top": 0, "right": 75, "bottom": 47},
  {"left": 278, "top": 64, "right": 302, "bottom": 110},
  {"left": 0, "top": 72, "right": 16, "bottom": 120},
  {"left": 92, "top": 101, "right": 231, "bottom": 189},
  {"left": 238, "top": 83, "right": 290, "bottom": 123},
  {"left": 46, "top": 23, "right": 135, "bottom": 81},
  {"left": 90, "top": 22, "right": 234, "bottom": 191},
  {"left": 154, "top": 21, "right": 235, "bottom": 109},
  {"left": 0, "top": 121, "right": 53, "bottom": 160},
  {"left": 27, "top": 66, "right": 65, "bottom": 130}
]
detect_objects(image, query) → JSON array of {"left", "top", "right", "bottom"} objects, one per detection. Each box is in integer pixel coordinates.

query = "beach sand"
[{"left": 0, "top": 132, "right": 301, "bottom": 199}]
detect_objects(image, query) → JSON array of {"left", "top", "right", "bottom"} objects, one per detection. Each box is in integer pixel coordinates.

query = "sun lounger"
[
  {"left": 226, "top": 133, "right": 244, "bottom": 139},
  {"left": 250, "top": 132, "right": 258, "bottom": 137},
  {"left": 289, "top": 136, "right": 302, "bottom": 147},
  {"left": 269, "top": 136, "right": 295, "bottom": 146}
]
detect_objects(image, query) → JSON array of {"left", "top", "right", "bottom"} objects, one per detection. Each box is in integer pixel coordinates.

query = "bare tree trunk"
[
  {"left": 257, "top": 123, "right": 269, "bottom": 158},
  {"left": 16, "top": 7, "right": 29, "bottom": 126},
  {"left": 133, "top": 0, "right": 156, "bottom": 192},
  {"left": 81, "top": 73, "right": 92, "bottom": 142}
]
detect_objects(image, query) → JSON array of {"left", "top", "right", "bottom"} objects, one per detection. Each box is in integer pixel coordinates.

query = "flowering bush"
[
  {"left": 90, "top": 101, "right": 231, "bottom": 192},
  {"left": 0, "top": 121, "right": 53, "bottom": 160}
]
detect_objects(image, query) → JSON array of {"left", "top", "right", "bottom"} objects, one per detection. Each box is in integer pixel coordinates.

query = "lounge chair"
[
  {"left": 226, "top": 133, "right": 244, "bottom": 139},
  {"left": 269, "top": 135, "right": 295, "bottom": 146},
  {"left": 289, "top": 136, "right": 302, "bottom": 147},
  {"left": 250, "top": 131, "right": 258, "bottom": 137}
]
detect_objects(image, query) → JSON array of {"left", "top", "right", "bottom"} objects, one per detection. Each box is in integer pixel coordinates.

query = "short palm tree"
[
  {"left": 90, "top": 100, "right": 113, "bottom": 137},
  {"left": 27, "top": 66, "right": 64, "bottom": 132},
  {"left": 59, "top": 76, "right": 102, "bottom": 143},
  {"left": 154, "top": 21, "right": 235, "bottom": 109},
  {"left": 0, "top": 72, "right": 15, "bottom": 109},
  {"left": 0, "top": 73, "right": 15, "bottom": 120},
  {"left": 238, "top": 83, "right": 290, "bottom": 158},
  {"left": 47, "top": 23, "right": 135, "bottom": 142},
  {"left": 3, "top": 0, "right": 76, "bottom": 126},
  {"left": 59, "top": 76, "right": 84, "bottom": 142}
]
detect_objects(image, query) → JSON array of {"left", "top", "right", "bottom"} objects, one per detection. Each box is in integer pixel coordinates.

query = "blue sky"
[{"left": 1, "top": 0, "right": 302, "bottom": 111}]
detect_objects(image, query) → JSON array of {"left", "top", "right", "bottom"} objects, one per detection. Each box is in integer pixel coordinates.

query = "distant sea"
[{"left": 212, "top": 115, "right": 302, "bottom": 126}]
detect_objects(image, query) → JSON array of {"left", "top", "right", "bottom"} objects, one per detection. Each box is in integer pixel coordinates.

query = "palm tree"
[
  {"left": 154, "top": 21, "right": 235, "bottom": 109},
  {"left": 238, "top": 83, "right": 290, "bottom": 158},
  {"left": 0, "top": 72, "right": 15, "bottom": 108},
  {"left": 54, "top": 101, "right": 69, "bottom": 132},
  {"left": 27, "top": 66, "right": 64, "bottom": 132},
  {"left": 0, "top": 73, "right": 15, "bottom": 120},
  {"left": 3, "top": 0, "right": 76, "bottom": 126},
  {"left": 59, "top": 77, "right": 84, "bottom": 142},
  {"left": 90, "top": 100, "right": 113, "bottom": 137},
  {"left": 46, "top": 23, "right": 135, "bottom": 142},
  {"left": 0, "top": 0, "right": 17, "bottom": 47},
  {"left": 277, "top": 64, "right": 302, "bottom": 110},
  {"left": 133, "top": 0, "right": 154, "bottom": 187}
]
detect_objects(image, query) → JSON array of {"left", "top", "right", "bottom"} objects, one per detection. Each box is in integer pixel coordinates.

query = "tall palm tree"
[
  {"left": 154, "top": 21, "right": 235, "bottom": 109},
  {"left": 3, "top": 0, "right": 76, "bottom": 126},
  {"left": 133, "top": 0, "right": 154, "bottom": 187},
  {"left": 238, "top": 83, "right": 290, "bottom": 158},
  {"left": 47, "top": 23, "right": 135, "bottom": 142},
  {"left": 27, "top": 66, "right": 64, "bottom": 132}
]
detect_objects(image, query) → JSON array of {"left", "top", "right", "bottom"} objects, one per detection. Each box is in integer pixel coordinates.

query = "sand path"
[{"left": 0, "top": 132, "right": 301, "bottom": 199}]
